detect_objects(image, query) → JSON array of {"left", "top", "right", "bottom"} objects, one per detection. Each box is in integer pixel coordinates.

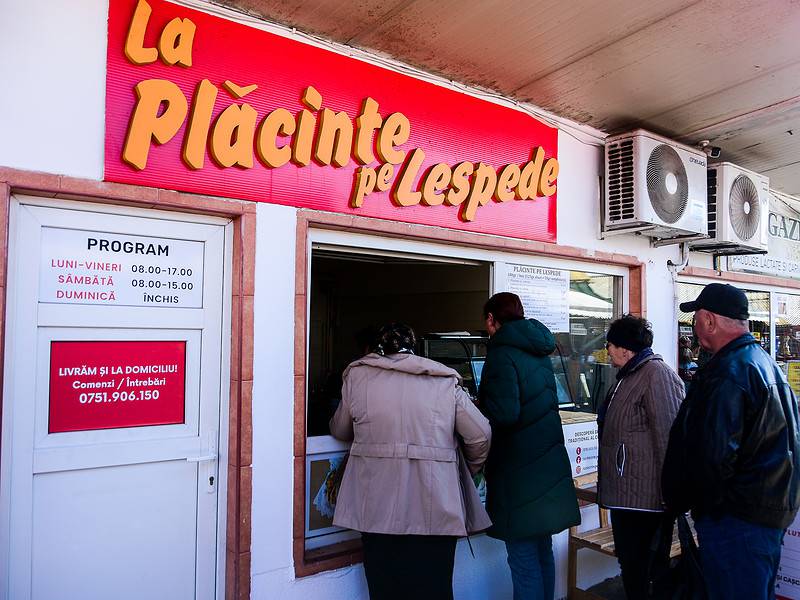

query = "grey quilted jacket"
[{"left": 598, "top": 354, "right": 683, "bottom": 511}]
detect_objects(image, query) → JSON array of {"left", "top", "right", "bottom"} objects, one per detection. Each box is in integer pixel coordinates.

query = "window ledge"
[{"left": 295, "top": 538, "right": 363, "bottom": 578}]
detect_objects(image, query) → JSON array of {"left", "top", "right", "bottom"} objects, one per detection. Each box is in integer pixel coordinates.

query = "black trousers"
[
  {"left": 610, "top": 509, "right": 674, "bottom": 600},
  {"left": 361, "top": 532, "right": 458, "bottom": 600}
]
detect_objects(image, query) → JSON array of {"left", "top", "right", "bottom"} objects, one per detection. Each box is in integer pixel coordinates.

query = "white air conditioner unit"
[
  {"left": 604, "top": 129, "right": 707, "bottom": 239},
  {"left": 690, "top": 162, "right": 769, "bottom": 254}
]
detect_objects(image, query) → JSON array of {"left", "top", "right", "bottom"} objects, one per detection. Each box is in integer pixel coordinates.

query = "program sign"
[{"left": 40, "top": 227, "right": 204, "bottom": 308}]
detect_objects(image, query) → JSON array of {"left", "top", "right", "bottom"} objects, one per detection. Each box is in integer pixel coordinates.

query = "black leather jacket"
[{"left": 662, "top": 334, "right": 800, "bottom": 529}]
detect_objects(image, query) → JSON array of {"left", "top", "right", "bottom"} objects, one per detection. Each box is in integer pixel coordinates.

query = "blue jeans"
[
  {"left": 505, "top": 535, "right": 555, "bottom": 600},
  {"left": 694, "top": 514, "right": 784, "bottom": 600}
]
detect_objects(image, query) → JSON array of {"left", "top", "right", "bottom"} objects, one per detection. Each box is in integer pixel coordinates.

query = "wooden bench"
[{"left": 567, "top": 472, "right": 683, "bottom": 600}]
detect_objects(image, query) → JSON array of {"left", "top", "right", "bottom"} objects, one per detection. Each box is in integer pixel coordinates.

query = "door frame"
[{"left": 0, "top": 169, "right": 256, "bottom": 600}]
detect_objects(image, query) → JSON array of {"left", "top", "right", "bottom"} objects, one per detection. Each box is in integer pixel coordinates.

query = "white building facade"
[{"left": 2, "top": 2, "right": 800, "bottom": 600}]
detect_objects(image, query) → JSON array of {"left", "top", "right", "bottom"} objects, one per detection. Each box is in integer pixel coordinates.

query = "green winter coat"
[{"left": 478, "top": 318, "right": 580, "bottom": 541}]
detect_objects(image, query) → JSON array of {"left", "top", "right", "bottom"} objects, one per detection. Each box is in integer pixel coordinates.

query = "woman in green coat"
[{"left": 479, "top": 292, "right": 580, "bottom": 600}]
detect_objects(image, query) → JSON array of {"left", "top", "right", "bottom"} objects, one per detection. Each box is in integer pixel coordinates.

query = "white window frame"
[{"left": 303, "top": 228, "right": 630, "bottom": 547}]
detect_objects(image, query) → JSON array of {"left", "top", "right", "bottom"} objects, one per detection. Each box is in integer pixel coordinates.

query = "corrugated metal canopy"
[{"left": 214, "top": 0, "right": 800, "bottom": 194}]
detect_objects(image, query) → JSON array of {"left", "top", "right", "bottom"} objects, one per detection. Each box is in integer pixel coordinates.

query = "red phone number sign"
[{"left": 49, "top": 340, "right": 186, "bottom": 433}]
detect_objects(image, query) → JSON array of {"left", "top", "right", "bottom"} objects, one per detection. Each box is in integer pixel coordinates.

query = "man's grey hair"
[{"left": 717, "top": 314, "right": 749, "bottom": 331}]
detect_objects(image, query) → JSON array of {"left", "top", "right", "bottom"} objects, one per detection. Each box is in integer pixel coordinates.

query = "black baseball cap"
[{"left": 679, "top": 283, "right": 749, "bottom": 320}]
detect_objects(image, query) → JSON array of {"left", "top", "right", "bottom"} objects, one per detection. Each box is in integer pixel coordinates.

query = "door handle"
[{"left": 186, "top": 454, "right": 217, "bottom": 463}]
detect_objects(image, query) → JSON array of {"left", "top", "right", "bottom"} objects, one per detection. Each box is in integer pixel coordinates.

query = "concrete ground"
[{"left": 586, "top": 574, "right": 626, "bottom": 600}]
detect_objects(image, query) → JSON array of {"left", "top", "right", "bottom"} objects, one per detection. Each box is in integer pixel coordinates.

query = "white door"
[{"left": 0, "top": 197, "right": 231, "bottom": 600}]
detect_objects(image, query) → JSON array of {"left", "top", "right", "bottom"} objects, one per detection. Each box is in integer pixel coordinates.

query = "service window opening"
[
  {"left": 307, "top": 247, "right": 491, "bottom": 437},
  {"left": 304, "top": 245, "right": 490, "bottom": 549},
  {"left": 303, "top": 244, "right": 624, "bottom": 551}
]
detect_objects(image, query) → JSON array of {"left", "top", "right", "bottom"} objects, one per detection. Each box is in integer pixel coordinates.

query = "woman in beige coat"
[{"left": 330, "top": 322, "right": 491, "bottom": 600}]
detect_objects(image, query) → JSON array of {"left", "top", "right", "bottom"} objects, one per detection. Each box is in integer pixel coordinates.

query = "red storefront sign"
[
  {"left": 105, "top": 0, "right": 559, "bottom": 242},
  {"left": 49, "top": 340, "right": 186, "bottom": 433}
]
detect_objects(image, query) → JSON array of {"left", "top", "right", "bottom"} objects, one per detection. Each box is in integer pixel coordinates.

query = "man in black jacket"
[{"left": 663, "top": 283, "right": 800, "bottom": 600}]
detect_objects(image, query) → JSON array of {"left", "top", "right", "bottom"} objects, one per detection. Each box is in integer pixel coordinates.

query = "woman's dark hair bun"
[{"left": 374, "top": 322, "right": 416, "bottom": 355}]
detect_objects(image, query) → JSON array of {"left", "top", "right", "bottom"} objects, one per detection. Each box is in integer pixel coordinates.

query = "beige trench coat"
[{"left": 330, "top": 352, "right": 492, "bottom": 536}]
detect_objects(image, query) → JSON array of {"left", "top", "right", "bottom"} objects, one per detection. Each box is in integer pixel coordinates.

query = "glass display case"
[{"left": 419, "top": 333, "right": 487, "bottom": 398}]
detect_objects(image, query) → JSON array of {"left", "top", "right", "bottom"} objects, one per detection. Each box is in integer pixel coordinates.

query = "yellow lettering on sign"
[
  {"left": 117, "top": 3, "right": 561, "bottom": 222},
  {"left": 256, "top": 109, "right": 296, "bottom": 168},
  {"left": 351, "top": 167, "right": 377, "bottom": 208},
  {"left": 392, "top": 148, "right": 425, "bottom": 207},
  {"left": 123, "top": 79, "right": 188, "bottom": 170},
  {"left": 354, "top": 97, "right": 383, "bottom": 165},
  {"left": 210, "top": 104, "right": 258, "bottom": 168},
  {"left": 377, "top": 113, "right": 410, "bottom": 165},
  {"left": 446, "top": 161, "right": 474, "bottom": 207},
  {"left": 376, "top": 163, "right": 395, "bottom": 192},
  {"left": 125, "top": 0, "right": 158, "bottom": 65},
  {"left": 517, "top": 146, "right": 545, "bottom": 200},
  {"left": 183, "top": 79, "right": 218, "bottom": 169},
  {"left": 158, "top": 16, "right": 196, "bottom": 67},
  {"left": 315, "top": 109, "right": 353, "bottom": 168},
  {"left": 293, "top": 86, "right": 322, "bottom": 167},
  {"left": 462, "top": 162, "right": 496, "bottom": 221},
  {"left": 125, "top": 0, "right": 195, "bottom": 67},
  {"left": 495, "top": 164, "right": 521, "bottom": 201},
  {"left": 222, "top": 81, "right": 258, "bottom": 99},
  {"left": 421, "top": 163, "right": 452, "bottom": 206},
  {"left": 538, "top": 158, "right": 559, "bottom": 197}
]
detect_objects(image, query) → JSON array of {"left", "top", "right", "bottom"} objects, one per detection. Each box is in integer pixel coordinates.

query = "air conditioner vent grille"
[
  {"left": 707, "top": 169, "right": 717, "bottom": 239},
  {"left": 729, "top": 174, "right": 760, "bottom": 241},
  {"left": 607, "top": 140, "right": 634, "bottom": 221},
  {"left": 646, "top": 144, "right": 688, "bottom": 224}
]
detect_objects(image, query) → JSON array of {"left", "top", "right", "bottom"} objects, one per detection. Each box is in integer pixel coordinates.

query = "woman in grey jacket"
[
  {"left": 598, "top": 315, "right": 684, "bottom": 599},
  {"left": 330, "top": 322, "right": 491, "bottom": 600}
]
